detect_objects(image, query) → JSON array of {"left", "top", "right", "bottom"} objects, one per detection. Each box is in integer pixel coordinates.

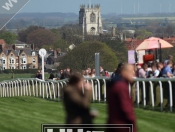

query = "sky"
[{"left": 19, "top": 0, "right": 175, "bottom": 14}]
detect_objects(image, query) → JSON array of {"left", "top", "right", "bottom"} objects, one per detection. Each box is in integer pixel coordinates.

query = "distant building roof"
[{"left": 15, "top": 40, "right": 26, "bottom": 44}]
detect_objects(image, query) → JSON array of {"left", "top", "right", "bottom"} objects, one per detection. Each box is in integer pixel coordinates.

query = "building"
[
  {"left": 0, "top": 40, "right": 38, "bottom": 70},
  {"left": 37, "top": 48, "right": 66, "bottom": 72},
  {"left": 79, "top": 4, "right": 103, "bottom": 35}
]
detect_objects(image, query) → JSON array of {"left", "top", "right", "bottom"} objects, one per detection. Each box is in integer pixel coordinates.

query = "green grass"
[
  {"left": 0, "top": 73, "right": 50, "bottom": 82},
  {"left": 0, "top": 97, "right": 175, "bottom": 132}
]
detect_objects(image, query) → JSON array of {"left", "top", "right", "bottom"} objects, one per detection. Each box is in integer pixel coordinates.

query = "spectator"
[
  {"left": 158, "top": 62, "right": 164, "bottom": 77},
  {"left": 100, "top": 66, "right": 105, "bottom": 76},
  {"left": 36, "top": 70, "right": 42, "bottom": 79},
  {"left": 164, "top": 55, "right": 173, "bottom": 66},
  {"left": 90, "top": 69, "right": 95, "bottom": 77},
  {"left": 136, "top": 64, "right": 141, "bottom": 77},
  {"left": 138, "top": 64, "right": 147, "bottom": 78},
  {"left": 162, "top": 61, "right": 173, "bottom": 78},
  {"left": 87, "top": 68, "right": 91, "bottom": 75},
  {"left": 63, "top": 73, "right": 95, "bottom": 131},
  {"left": 60, "top": 67, "right": 71, "bottom": 79},
  {"left": 82, "top": 70, "right": 86, "bottom": 76},
  {"left": 145, "top": 63, "right": 152, "bottom": 78},
  {"left": 104, "top": 70, "right": 110, "bottom": 77},
  {"left": 56, "top": 69, "right": 63, "bottom": 79},
  {"left": 172, "top": 64, "right": 175, "bottom": 76},
  {"left": 151, "top": 64, "right": 160, "bottom": 78},
  {"left": 48, "top": 72, "right": 55, "bottom": 80},
  {"left": 107, "top": 64, "right": 137, "bottom": 132},
  {"left": 84, "top": 70, "right": 90, "bottom": 78},
  {"left": 111, "top": 63, "right": 124, "bottom": 78}
]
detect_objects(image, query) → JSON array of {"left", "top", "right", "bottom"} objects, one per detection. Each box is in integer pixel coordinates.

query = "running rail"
[{"left": 0, "top": 77, "right": 174, "bottom": 112}]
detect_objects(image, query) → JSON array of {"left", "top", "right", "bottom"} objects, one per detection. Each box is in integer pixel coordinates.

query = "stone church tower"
[{"left": 79, "top": 4, "right": 103, "bottom": 35}]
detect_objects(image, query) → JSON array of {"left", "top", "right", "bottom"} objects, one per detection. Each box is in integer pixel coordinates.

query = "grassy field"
[
  {"left": 0, "top": 73, "right": 50, "bottom": 82},
  {"left": 0, "top": 74, "right": 33, "bottom": 82},
  {"left": 0, "top": 97, "right": 174, "bottom": 132}
]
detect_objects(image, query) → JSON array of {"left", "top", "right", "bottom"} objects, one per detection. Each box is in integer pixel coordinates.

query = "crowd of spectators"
[
  {"left": 136, "top": 55, "right": 174, "bottom": 78},
  {"left": 39, "top": 66, "right": 110, "bottom": 80}
]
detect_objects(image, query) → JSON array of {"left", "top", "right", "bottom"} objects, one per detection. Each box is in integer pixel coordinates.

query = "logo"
[
  {"left": 42, "top": 124, "right": 133, "bottom": 132},
  {"left": 0, "top": 0, "right": 30, "bottom": 30}
]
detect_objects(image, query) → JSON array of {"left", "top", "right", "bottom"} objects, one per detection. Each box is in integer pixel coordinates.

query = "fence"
[{"left": 0, "top": 77, "right": 174, "bottom": 112}]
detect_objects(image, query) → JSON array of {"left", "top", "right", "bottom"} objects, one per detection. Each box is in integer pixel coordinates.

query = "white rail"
[{"left": 0, "top": 77, "right": 174, "bottom": 112}]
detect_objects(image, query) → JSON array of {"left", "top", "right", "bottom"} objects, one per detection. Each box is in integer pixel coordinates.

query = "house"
[
  {"left": 38, "top": 49, "right": 66, "bottom": 71},
  {"left": 0, "top": 40, "right": 38, "bottom": 70}
]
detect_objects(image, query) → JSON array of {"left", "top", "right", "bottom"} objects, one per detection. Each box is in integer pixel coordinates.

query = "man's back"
[{"left": 107, "top": 79, "right": 136, "bottom": 132}]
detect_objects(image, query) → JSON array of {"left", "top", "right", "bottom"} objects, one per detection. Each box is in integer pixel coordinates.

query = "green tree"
[
  {"left": 135, "top": 29, "right": 153, "bottom": 40},
  {"left": 101, "top": 38, "right": 127, "bottom": 62},
  {"left": 53, "top": 39, "right": 69, "bottom": 52},
  {"left": 0, "top": 31, "right": 17, "bottom": 44},
  {"left": 60, "top": 41, "right": 118, "bottom": 71}
]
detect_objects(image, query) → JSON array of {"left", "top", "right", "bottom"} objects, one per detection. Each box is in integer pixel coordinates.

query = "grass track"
[{"left": 0, "top": 97, "right": 175, "bottom": 132}]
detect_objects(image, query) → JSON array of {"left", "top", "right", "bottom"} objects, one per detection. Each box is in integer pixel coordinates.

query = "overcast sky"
[{"left": 19, "top": 0, "right": 175, "bottom": 14}]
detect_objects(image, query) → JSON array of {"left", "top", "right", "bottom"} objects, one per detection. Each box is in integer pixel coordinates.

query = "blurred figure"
[
  {"left": 63, "top": 73, "right": 95, "bottom": 131},
  {"left": 162, "top": 61, "right": 173, "bottom": 78},
  {"left": 36, "top": 70, "right": 42, "bottom": 79},
  {"left": 107, "top": 64, "right": 137, "bottom": 132}
]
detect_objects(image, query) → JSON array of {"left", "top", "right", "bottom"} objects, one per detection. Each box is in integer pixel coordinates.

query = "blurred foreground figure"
[
  {"left": 107, "top": 64, "right": 137, "bottom": 132},
  {"left": 63, "top": 73, "right": 95, "bottom": 130}
]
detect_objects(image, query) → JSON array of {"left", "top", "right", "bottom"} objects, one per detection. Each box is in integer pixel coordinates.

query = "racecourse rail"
[{"left": 0, "top": 77, "right": 174, "bottom": 112}]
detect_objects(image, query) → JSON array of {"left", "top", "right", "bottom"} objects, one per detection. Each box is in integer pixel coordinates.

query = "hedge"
[{"left": 2, "top": 69, "right": 38, "bottom": 74}]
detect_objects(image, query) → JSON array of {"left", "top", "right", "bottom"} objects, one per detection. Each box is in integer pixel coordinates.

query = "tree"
[
  {"left": 135, "top": 29, "right": 153, "bottom": 40},
  {"left": 0, "top": 31, "right": 17, "bottom": 44},
  {"left": 58, "top": 24, "right": 83, "bottom": 45},
  {"left": 26, "top": 28, "right": 57, "bottom": 48},
  {"left": 18, "top": 26, "right": 44, "bottom": 42},
  {"left": 60, "top": 41, "right": 118, "bottom": 71},
  {"left": 42, "top": 39, "right": 69, "bottom": 52},
  {"left": 101, "top": 38, "right": 127, "bottom": 62}
]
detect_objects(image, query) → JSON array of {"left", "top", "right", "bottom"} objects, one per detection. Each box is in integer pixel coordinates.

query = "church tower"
[{"left": 79, "top": 4, "right": 103, "bottom": 35}]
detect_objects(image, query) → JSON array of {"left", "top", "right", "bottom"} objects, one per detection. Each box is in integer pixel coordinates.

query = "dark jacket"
[
  {"left": 63, "top": 85, "right": 92, "bottom": 124},
  {"left": 36, "top": 73, "right": 42, "bottom": 79},
  {"left": 107, "top": 77, "right": 137, "bottom": 132}
]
